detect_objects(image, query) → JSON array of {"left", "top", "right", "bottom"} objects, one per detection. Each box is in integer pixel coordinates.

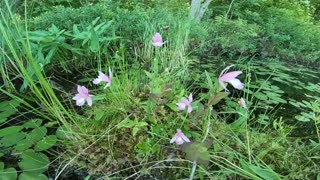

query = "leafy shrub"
[
  {"left": 210, "top": 16, "right": 261, "bottom": 56},
  {"left": 206, "top": 0, "right": 320, "bottom": 63},
  {"left": 29, "top": 4, "right": 114, "bottom": 31}
]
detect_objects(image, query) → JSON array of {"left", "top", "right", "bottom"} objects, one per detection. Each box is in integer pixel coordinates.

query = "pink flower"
[
  {"left": 72, "top": 85, "right": 93, "bottom": 106},
  {"left": 170, "top": 129, "right": 190, "bottom": 145},
  {"left": 219, "top": 65, "right": 244, "bottom": 92},
  {"left": 93, "top": 67, "right": 112, "bottom": 89},
  {"left": 176, "top": 93, "right": 193, "bottom": 113},
  {"left": 152, "top": 32, "right": 164, "bottom": 47},
  {"left": 238, "top": 98, "right": 247, "bottom": 109}
]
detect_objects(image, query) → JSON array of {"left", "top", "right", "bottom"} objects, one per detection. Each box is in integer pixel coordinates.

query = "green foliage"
[
  {"left": 0, "top": 163, "right": 17, "bottom": 180},
  {"left": 20, "top": 0, "right": 100, "bottom": 17},
  {"left": 0, "top": 100, "right": 20, "bottom": 123},
  {"left": 29, "top": 4, "right": 114, "bottom": 30},
  {"left": 183, "top": 142, "right": 210, "bottom": 165},
  {"left": 18, "top": 150, "right": 49, "bottom": 178},
  {"left": 117, "top": 118, "right": 148, "bottom": 136},
  {"left": 211, "top": 16, "right": 261, "bottom": 55},
  {"left": 206, "top": 0, "right": 320, "bottom": 63},
  {"left": 0, "top": 100, "right": 57, "bottom": 179}
]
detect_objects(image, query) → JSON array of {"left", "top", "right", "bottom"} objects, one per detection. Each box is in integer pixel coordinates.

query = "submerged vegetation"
[{"left": 0, "top": 0, "right": 319, "bottom": 179}]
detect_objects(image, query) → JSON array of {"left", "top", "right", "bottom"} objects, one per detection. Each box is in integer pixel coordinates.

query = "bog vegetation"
[{"left": 0, "top": 0, "right": 319, "bottom": 179}]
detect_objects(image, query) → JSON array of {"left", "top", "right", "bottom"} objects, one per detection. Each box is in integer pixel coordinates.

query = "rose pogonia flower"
[
  {"left": 93, "top": 67, "right": 112, "bottom": 89},
  {"left": 238, "top": 98, "right": 247, "bottom": 109},
  {"left": 219, "top": 65, "right": 244, "bottom": 92},
  {"left": 72, "top": 85, "right": 93, "bottom": 106},
  {"left": 170, "top": 129, "right": 190, "bottom": 145},
  {"left": 152, "top": 32, "right": 164, "bottom": 47},
  {"left": 176, "top": 93, "right": 193, "bottom": 113}
]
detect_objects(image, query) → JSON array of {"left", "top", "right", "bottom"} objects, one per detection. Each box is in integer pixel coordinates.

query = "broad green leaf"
[
  {"left": 0, "top": 162, "right": 4, "bottom": 170},
  {"left": 132, "top": 127, "right": 139, "bottom": 136},
  {"left": 0, "top": 132, "right": 26, "bottom": 147},
  {"left": 14, "top": 139, "right": 34, "bottom": 151},
  {"left": 89, "top": 28, "right": 99, "bottom": 52},
  {"left": 19, "top": 172, "right": 48, "bottom": 180},
  {"left": 34, "top": 135, "right": 57, "bottom": 151},
  {"left": 136, "top": 122, "right": 148, "bottom": 127},
  {"left": 1, "top": 168, "right": 17, "bottom": 180},
  {"left": 0, "top": 108, "right": 17, "bottom": 123},
  {"left": 0, "top": 99, "right": 20, "bottom": 109},
  {"left": 249, "top": 164, "right": 281, "bottom": 180},
  {"left": 23, "top": 119, "right": 43, "bottom": 129},
  {"left": 27, "top": 127, "right": 47, "bottom": 143},
  {"left": 56, "top": 127, "right": 67, "bottom": 139},
  {"left": 18, "top": 150, "right": 49, "bottom": 174},
  {"left": 0, "top": 126, "right": 23, "bottom": 137}
]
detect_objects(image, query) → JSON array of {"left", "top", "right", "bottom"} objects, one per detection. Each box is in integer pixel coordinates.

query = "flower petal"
[
  {"left": 72, "top": 94, "right": 82, "bottom": 100},
  {"left": 170, "top": 136, "right": 178, "bottom": 143},
  {"left": 187, "top": 105, "right": 192, "bottom": 113},
  {"left": 152, "top": 33, "right": 164, "bottom": 47},
  {"left": 238, "top": 98, "right": 247, "bottom": 108},
  {"left": 219, "top": 71, "right": 242, "bottom": 82},
  {"left": 175, "top": 137, "right": 184, "bottom": 145},
  {"left": 76, "top": 98, "right": 85, "bottom": 106},
  {"left": 188, "top": 93, "right": 193, "bottom": 102},
  {"left": 228, "top": 79, "right": 244, "bottom": 90},
  {"left": 108, "top": 67, "right": 113, "bottom": 79},
  {"left": 87, "top": 96, "right": 93, "bottom": 106},
  {"left": 77, "top": 85, "right": 82, "bottom": 93},
  {"left": 104, "top": 82, "right": 111, "bottom": 89},
  {"left": 93, "top": 78, "right": 101, "bottom": 84},
  {"left": 177, "top": 103, "right": 186, "bottom": 110},
  {"left": 180, "top": 133, "right": 191, "bottom": 142},
  {"left": 219, "top": 80, "right": 229, "bottom": 92},
  {"left": 219, "top": 64, "right": 235, "bottom": 78},
  {"left": 81, "top": 86, "right": 89, "bottom": 95},
  {"left": 99, "top": 72, "right": 110, "bottom": 82}
]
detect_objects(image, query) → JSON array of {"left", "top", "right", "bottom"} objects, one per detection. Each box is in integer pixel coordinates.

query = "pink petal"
[
  {"left": 99, "top": 72, "right": 110, "bottom": 82},
  {"left": 239, "top": 98, "right": 247, "bottom": 108},
  {"left": 152, "top": 42, "right": 164, "bottom": 47},
  {"left": 87, "top": 96, "right": 93, "bottom": 106},
  {"left": 228, "top": 79, "right": 244, "bottom": 90},
  {"left": 187, "top": 105, "right": 192, "bottom": 113},
  {"left": 104, "top": 82, "right": 111, "bottom": 89},
  {"left": 219, "top": 64, "right": 235, "bottom": 78},
  {"left": 175, "top": 137, "right": 184, "bottom": 145},
  {"left": 180, "top": 133, "right": 191, "bottom": 142},
  {"left": 153, "top": 33, "right": 162, "bottom": 43},
  {"left": 152, "top": 33, "right": 164, "bottom": 47},
  {"left": 93, "top": 79, "right": 101, "bottom": 84},
  {"left": 72, "top": 94, "right": 82, "bottom": 100},
  {"left": 77, "top": 85, "right": 82, "bottom": 93},
  {"left": 219, "top": 71, "right": 242, "bottom": 81},
  {"left": 76, "top": 98, "right": 85, "bottom": 106},
  {"left": 81, "top": 86, "right": 89, "bottom": 95},
  {"left": 177, "top": 103, "right": 186, "bottom": 110},
  {"left": 181, "top": 97, "right": 189, "bottom": 104},
  {"left": 170, "top": 136, "right": 178, "bottom": 143},
  {"left": 219, "top": 80, "right": 229, "bottom": 92},
  {"left": 188, "top": 93, "right": 193, "bottom": 102},
  {"left": 108, "top": 67, "right": 112, "bottom": 79}
]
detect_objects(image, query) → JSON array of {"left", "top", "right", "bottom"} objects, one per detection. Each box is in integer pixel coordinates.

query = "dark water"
[{"left": 195, "top": 56, "right": 320, "bottom": 137}]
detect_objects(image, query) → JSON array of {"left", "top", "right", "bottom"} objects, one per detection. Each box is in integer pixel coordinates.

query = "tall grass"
[{"left": 0, "top": 0, "right": 78, "bottom": 133}]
